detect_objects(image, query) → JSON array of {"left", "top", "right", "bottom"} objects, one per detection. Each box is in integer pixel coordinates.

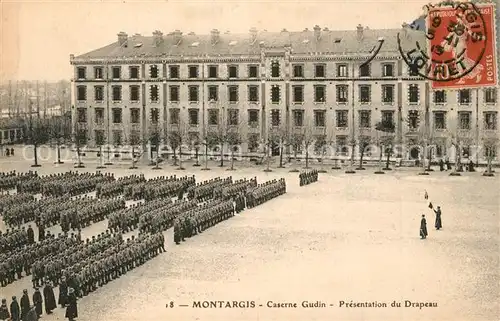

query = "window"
[
  {"left": 314, "top": 85, "right": 326, "bottom": 103},
  {"left": 434, "top": 90, "right": 446, "bottom": 104},
  {"left": 485, "top": 88, "right": 497, "bottom": 104},
  {"left": 169, "top": 86, "right": 179, "bottom": 102},
  {"left": 227, "top": 109, "right": 239, "bottom": 126},
  {"left": 112, "top": 66, "right": 121, "bottom": 79},
  {"left": 77, "top": 67, "right": 86, "bottom": 79},
  {"left": 315, "top": 64, "right": 326, "bottom": 78},
  {"left": 188, "top": 65, "right": 198, "bottom": 78},
  {"left": 129, "top": 66, "right": 139, "bottom": 79},
  {"left": 314, "top": 110, "right": 326, "bottom": 127},
  {"left": 359, "top": 110, "right": 371, "bottom": 128},
  {"left": 248, "top": 110, "right": 259, "bottom": 127},
  {"left": 337, "top": 64, "right": 348, "bottom": 77},
  {"left": 359, "top": 63, "right": 371, "bottom": 77},
  {"left": 293, "top": 110, "right": 304, "bottom": 127},
  {"left": 189, "top": 109, "right": 199, "bottom": 125},
  {"left": 336, "top": 135, "right": 348, "bottom": 155},
  {"left": 293, "top": 86, "right": 304, "bottom": 103},
  {"left": 150, "top": 85, "right": 159, "bottom": 102},
  {"left": 112, "top": 86, "right": 122, "bottom": 101},
  {"left": 271, "top": 109, "right": 280, "bottom": 126},
  {"left": 271, "top": 61, "right": 280, "bottom": 77},
  {"left": 382, "top": 63, "right": 394, "bottom": 77},
  {"left": 150, "top": 65, "right": 159, "bottom": 78},
  {"left": 336, "top": 85, "right": 348, "bottom": 103},
  {"left": 293, "top": 64, "right": 304, "bottom": 78},
  {"left": 228, "top": 65, "right": 238, "bottom": 78},
  {"left": 112, "top": 108, "right": 122, "bottom": 124},
  {"left": 208, "top": 109, "right": 219, "bottom": 125},
  {"left": 189, "top": 86, "right": 199, "bottom": 102},
  {"left": 459, "top": 111, "right": 471, "bottom": 130},
  {"left": 381, "top": 85, "right": 394, "bottom": 104},
  {"left": 408, "top": 111, "right": 419, "bottom": 130},
  {"left": 130, "top": 85, "right": 140, "bottom": 102},
  {"left": 77, "top": 108, "right": 86, "bottom": 123},
  {"left": 77, "top": 86, "right": 87, "bottom": 101},
  {"left": 381, "top": 111, "right": 394, "bottom": 127},
  {"left": 484, "top": 112, "right": 497, "bottom": 130},
  {"left": 271, "top": 86, "right": 280, "bottom": 103},
  {"left": 434, "top": 111, "right": 446, "bottom": 129},
  {"left": 130, "top": 108, "right": 140, "bottom": 124},
  {"left": 336, "top": 110, "right": 348, "bottom": 127},
  {"left": 94, "top": 86, "right": 104, "bottom": 101},
  {"left": 228, "top": 86, "right": 239, "bottom": 103},
  {"left": 248, "top": 65, "right": 258, "bottom": 78},
  {"left": 94, "top": 130, "right": 105, "bottom": 145},
  {"left": 408, "top": 84, "right": 419, "bottom": 104},
  {"left": 208, "top": 86, "right": 218, "bottom": 101},
  {"left": 208, "top": 65, "right": 218, "bottom": 78},
  {"left": 94, "top": 67, "right": 103, "bottom": 79},
  {"left": 408, "top": 65, "right": 419, "bottom": 76},
  {"left": 151, "top": 108, "right": 159, "bottom": 123},
  {"left": 112, "top": 130, "right": 122, "bottom": 146},
  {"left": 169, "top": 108, "right": 180, "bottom": 125},
  {"left": 459, "top": 89, "right": 471, "bottom": 105},
  {"left": 169, "top": 66, "right": 179, "bottom": 79},
  {"left": 359, "top": 85, "right": 371, "bottom": 103},
  {"left": 248, "top": 85, "right": 259, "bottom": 102},
  {"left": 95, "top": 108, "right": 104, "bottom": 124}
]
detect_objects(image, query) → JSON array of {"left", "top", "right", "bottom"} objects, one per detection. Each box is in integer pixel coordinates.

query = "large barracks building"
[{"left": 70, "top": 25, "right": 499, "bottom": 162}]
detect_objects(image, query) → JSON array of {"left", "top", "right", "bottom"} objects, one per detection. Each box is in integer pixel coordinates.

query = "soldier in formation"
[
  {"left": 246, "top": 178, "right": 287, "bottom": 208},
  {"left": 96, "top": 174, "right": 145, "bottom": 198},
  {"left": 0, "top": 171, "right": 37, "bottom": 191},
  {"left": 214, "top": 177, "right": 257, "bottom": 200},
  {"left": 187, "top": 177, "right": 232, "bottom": 201},
  {"left": 299, "top": 169, "right": 318, "bottom": 186},
  {"left": 140, "top": 199, "right": 198, "bottom": 234}
]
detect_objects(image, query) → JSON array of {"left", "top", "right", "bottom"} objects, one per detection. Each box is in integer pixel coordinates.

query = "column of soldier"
[
  {"left": 0, "top": 171, "right": 38, "bottom": 192},
  {"left": 96, "top": 174, "right": 146, "bottom": 199},
  {"left": 1, "top": 231, "right": 165, "bottom": 321},
  {"left": 1, "top": 172, "right": 287, "bottom": 320},
  {"left": 299, "top": 169, "right": 319, "bottom": 187},
  {"left": 123, "top": 175, "right": 196, "bottom": 201}
]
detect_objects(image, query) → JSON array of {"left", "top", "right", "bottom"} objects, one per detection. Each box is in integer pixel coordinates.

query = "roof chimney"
[
  {"left": 117, "top": 32, "right": 128, "bottom": 46},
  {"left": 356, "top": 24, "right": 364, "bottom": 40},
  {"left": 153, "top": 30, "right": 163, "bottom": 47},
  {"left": 314, "top": 25, "right": 321, "bottom": 40},
  {"left": 211, "top": 29, "right": 220, "bottom": 45},
  {"left": 249, "top": 27, "right": 258, "bottom": 43},
  {"left": 172, "top": 30, "right": 182, "bottom": 45}
]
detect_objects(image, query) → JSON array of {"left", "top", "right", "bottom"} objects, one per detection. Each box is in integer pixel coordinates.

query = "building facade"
[{"left": 70, "top": 25, "right": 499, "bottom": 163}]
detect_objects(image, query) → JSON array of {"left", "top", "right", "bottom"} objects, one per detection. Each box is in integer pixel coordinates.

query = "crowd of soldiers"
[
  {"left": 1, "top": 232, "right": 76, "bottom": 288},
  {"left": 246, "top": 178, "right": 287, "bottom": 208},
  {"left": 0, "top": 193, "right": 35, "bottom": 226},
  {"left": 214, "top": 177, "right": 257, "bottom": 200},
  {"left": 96, "top": 174, "right": 146, "bottom": 199},
  {"left": 109, "top": 199, "right": 168, "bottom": 232},
  {"left": 139, "top": 199, "right": 198, "bottom": 234},
  {"left": 0, "top": 171, "right": 37, "bottom": 191},
  {"left": 186, "top": 177, "right": 233, "bottom": 201},
  {"left": 16, "top": 172, "right": 80, "bottom": 194},
  {"left": 124, "top": 175, "right": 196, "bottom": 201},
  {"left": 174, "top": 198, "right": 235, "bottom": 244},
  {"left": 0, "top": 228, "right": 29, "bottom": 255},
  {"left": 60, "top": 197, "right": 125, "bottom": 233},
  {"left": 41, "top": 172, "right": 115, "bottom": 197},
  {"left": 299, "top": 169, "right": 319, "bottom": 186},
  {"left": 61, "top": 233, "right": 164, "bottom": 299},
  {"left": 3, "top": 195, "right": 67, "bottom": 227}
]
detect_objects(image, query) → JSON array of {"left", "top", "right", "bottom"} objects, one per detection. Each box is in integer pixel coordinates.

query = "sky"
[{"left": 0, "top": 0, "right": 494, "bottom": 82}]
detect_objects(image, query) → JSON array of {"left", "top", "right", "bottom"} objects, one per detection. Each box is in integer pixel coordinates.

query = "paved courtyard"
[{"left": 0, "top": 147, "right": 498, "bottom": 321}]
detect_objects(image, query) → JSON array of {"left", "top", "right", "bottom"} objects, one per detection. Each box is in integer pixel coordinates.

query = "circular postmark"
[{"left": 397, "top": 1, "right": 488, "bottom": 82}]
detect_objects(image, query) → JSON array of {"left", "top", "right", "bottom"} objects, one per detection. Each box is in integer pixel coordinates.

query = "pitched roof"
[{"left": 75, "top": 27, "right": 425, "bottom": 59}]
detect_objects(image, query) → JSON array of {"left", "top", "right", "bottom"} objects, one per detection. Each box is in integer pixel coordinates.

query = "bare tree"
[
  {"left": 226, "top": 130, "right": 242, "bottom": 171},
  {"left": 314, "top": 127, "right": 328, "bottom": 173},
  {"left": 49, "top": 115, "right": 70, "bottom": 164},
  {"left": 356, "top": 135, "right": 371, "bottom": 170},
  {"left": 148, "top": 125, "right": 162, "bottom": 170},
  {"left": 288, "top": 132, "right": 304, "bottom": 172},
  {"left": 482, "top": 137, "right": 498, "bottom": 176},
  {"left": 95, "top": 130, "right": 106, "bottom": 169},
  {"left": 268, "top": 124, "right": 288, "bottom": 169},
  {"left": 191, "top": 134, "right": 201, "bottom": 167},
  {"left": 375, "top": 119, "right": 396, "bottom": 172},
  {"left": 73, "top": 122, "right": 88, "bottom": 168},
  {"left": 25, "top": 118, "right": 50, "bottom": 167},
  {"left": 168, "top": 119, "right": 187, "bottom": 170}
]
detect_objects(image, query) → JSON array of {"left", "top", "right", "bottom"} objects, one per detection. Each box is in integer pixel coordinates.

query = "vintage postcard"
[{"left": 0, "top": 1, "right": 498, "bottom": 321}]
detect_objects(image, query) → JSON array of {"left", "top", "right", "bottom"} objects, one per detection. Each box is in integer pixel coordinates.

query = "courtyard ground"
[{"left": 0, "top": 148, "right": 498, "bottom": 321}]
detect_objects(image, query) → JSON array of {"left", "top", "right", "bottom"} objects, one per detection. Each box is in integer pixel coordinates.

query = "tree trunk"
[
  {"left": 34, "top": 143, "right": 39, "bottom": 166},
  {"left": 195, "top": 147, "right": 199, "bottom": 166},
  {"left": 56, "top": 142, "right": 62, "bottom": 164},
  {"left": 99, "top": 145, "right": 103, "bottom": 167},
  {"left": 178, "top": 146, "right": 183, "bottom": 169},
  {"left": 220, "top": 143, "right": 224, "bottom": 167},
  {"left": 172, "top": 148, "right": 177, "bottom": 166},
  {"left": 231, "top": 150, "right": 235, "bottom": 170},
  {"left": 426, "top": 149, "right": 432, "bottom": 170},
  {"left": 378, "top": 145, "right": 383, "bottom": 171},
  {"left": 204, "top": 144, "right": 209, "bottom": 169},
  {"left": 76, "top": 144, "right": 82, "bottom": 167},
  {"left": 279, "top": 145, "right": 284, "bottom": 168},
  {"left": 131, "top": 146, "right": 136, "bottom": 168},
  {"left": 359, "top": 150, "right": 365, "bottom": 169},
  {"left": 487, "top": 154, "right": 492, "bottom": 173},
  {"left": 305, "top": 144, "right": 309, "bottom": 169}
]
